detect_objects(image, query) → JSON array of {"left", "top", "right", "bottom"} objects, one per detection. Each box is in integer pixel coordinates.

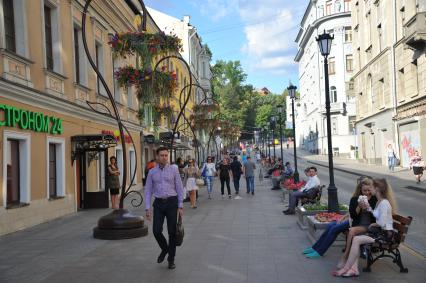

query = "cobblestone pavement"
[{"left": 0, "top": 171, "right": 425, "bottom": 283}]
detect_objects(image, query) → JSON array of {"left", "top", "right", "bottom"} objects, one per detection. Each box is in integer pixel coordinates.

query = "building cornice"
[
  {"left": 295, "top": 12, "right": 351, "bottom": 62},
  {"left": 0, "top": 78, "right": 143, "bottom": 132},
  {"left": 355, "top": 107, "right": 393, "bottom": 125},
  {"left": 351, "top": 47, "right": 391, "bottom": 79}
]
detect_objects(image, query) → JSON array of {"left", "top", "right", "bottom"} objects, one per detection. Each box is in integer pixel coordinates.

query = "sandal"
[
  {"left": 342, "top": 268, "right": 359, "bottom": 278},
  {"left": 331, "top": 268, "right": 349, "bottom": 277}
]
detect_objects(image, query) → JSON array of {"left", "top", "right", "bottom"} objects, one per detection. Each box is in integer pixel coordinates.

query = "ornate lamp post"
[
  {"left": 288, "top": 84, "right": 299, "bottom": 183},
  {"left": 316, "top": 30, "right": 339, "bottom": 213},
  {"left": 277, "top": 105, "right": 284, "bottom": 161}
]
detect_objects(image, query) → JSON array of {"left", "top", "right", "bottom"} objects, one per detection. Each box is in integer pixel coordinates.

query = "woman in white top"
[
  {"left": 387, "top": 144, "right": 396, "bottom": 172},
  {"left": 333, "top": 178, "right": 397, "bottom": 278},
  {"left": 184, "top": 159, "right": 200, "bottom": 209},
  {"left": 201, "top": 157, "right": 217, "bottom": 199}
]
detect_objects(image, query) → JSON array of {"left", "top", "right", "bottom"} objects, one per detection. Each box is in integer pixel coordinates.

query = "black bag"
[
  {"left": 366, "top": 225, "right": 394, "bottom": 244},
  {"left": 304, "top": 186, "right": 319, "bottom": 199},
  {"left": 176, "top": 214, "right": 184, "bottom": 246}
]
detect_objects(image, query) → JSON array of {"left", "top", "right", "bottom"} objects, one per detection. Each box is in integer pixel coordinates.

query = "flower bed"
[
  {"left": 283, "top": 178, "right": 305, "bottom": 190},
  {"left": 314, "top": 212, "right": 345, "bottom": 223}
]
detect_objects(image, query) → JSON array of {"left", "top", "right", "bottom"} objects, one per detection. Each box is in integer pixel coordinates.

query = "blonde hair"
[
  {"left": 352, "top": 176, "right": 374, "bottom": 198},
  {"left": 373, "top": 178, "right": 397, "bottom": 214}
]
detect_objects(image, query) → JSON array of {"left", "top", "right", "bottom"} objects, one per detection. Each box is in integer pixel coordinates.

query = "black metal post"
[
  {"left": 323, "top": 56, "right": 339, "bottom": 213},
  {"left": 272, "top": 127, "right": 276, "bottom": 159},
  {"left": 279, "top": 114, "right": 283, "bottom": 161},
  {"left": 267, "top": 131, "right": 271, "bottom": 162},
  {"left": 291, "top": 98, "right": 299, "bottom": 183}
]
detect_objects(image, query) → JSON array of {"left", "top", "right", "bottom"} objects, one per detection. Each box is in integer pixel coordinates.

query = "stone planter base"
[
  {"left": 306, "top": 215, "right": 346, "bottom": 245},
  {"left": 296, "top": 207, "right": 327, "bottom": 230}
]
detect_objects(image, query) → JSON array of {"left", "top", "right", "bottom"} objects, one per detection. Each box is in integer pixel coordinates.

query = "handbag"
[
  {"left": 176, "top": 214, "right": 184, "bottom": 247},
  {"left": 195, "top": 178, "right": 205, "bottom": 186},
  {"left": 201, "top": 165, "right": 207, "bottom": 178}
]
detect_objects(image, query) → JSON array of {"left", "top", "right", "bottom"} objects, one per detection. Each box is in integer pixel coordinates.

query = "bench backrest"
[
  {"left": 392, "top": 214, "right": 413, "bottom": 244},
  {"left": 315, "top": 185, "right": 325, "bottom": 202}
]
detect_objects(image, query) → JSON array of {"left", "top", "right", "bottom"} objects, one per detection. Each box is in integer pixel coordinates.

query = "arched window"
[
  {"left": 367, "top": 74, "right": 374, "bottom": 110},
  {"left": 330, "top": 86, "right": 337, "bottom": 103}
]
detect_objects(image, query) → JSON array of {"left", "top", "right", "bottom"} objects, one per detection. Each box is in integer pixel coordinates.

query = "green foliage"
[{"left": 303, "top": 203, "right": 349, "bottom": 211}]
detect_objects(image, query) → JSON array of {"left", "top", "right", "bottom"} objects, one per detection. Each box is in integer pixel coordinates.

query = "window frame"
[
  {"left": 3, "top": 131, "right": 31, "bottom": 208},
  {"left": 44, "top": 5, "right": 54, "bottom": 71},
  {"left": 3, "top": 0, "right": 16, "bottom": 52},
  {"left": 46, "top": 137, "right": 66, "bottom": 199},
  {"left": 42, "top": 0, "right": 63, "bottom": 73},
  {"left": 346, "top": 54, "right": 353, "bottom": 72}
]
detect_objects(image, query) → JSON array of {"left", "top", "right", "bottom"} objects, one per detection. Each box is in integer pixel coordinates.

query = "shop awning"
[{"left": 71, "top": 134, "right": 117, "bottom": 163}]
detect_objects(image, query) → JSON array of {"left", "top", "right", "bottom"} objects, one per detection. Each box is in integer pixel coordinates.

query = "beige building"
[
  {"left": 350, "top": 0, "right": 426, "bottom": 167},
  {"left": 0, "top": 0, "right": 145, "bottom": 235}
]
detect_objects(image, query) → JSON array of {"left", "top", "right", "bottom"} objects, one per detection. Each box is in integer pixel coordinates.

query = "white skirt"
[{"left": 185, "top": 177, "right": 199, "bottom": 191}]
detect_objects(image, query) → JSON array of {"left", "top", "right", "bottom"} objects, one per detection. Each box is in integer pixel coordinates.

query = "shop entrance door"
[{"left": 80, "top": 150, "right": 109, "bottom": 209}]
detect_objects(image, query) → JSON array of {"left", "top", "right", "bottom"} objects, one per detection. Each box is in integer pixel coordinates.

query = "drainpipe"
[{"left": 391, "top": 0, "right": 400, "bottom": 158}]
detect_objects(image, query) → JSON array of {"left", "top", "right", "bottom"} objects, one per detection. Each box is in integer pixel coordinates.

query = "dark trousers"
[
  {"left": 312, "top": 220, "right": 349, "bottom": 255},
  {"left": 153, "top": 196, "right": 178, "bottom": 262},
  {"left": 233, "top": 175, "right": 241, "bottom": 193},
  {"left": 220, "top": 178, "right": 231, "bottom": 195}
]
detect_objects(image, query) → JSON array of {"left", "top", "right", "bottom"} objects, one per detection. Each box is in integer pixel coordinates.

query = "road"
[{"left": 275, "top": 147, "right": 426, "bottom": 257}]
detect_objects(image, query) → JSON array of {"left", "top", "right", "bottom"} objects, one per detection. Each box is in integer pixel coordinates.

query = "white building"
[{"left": 294, "top": 0, "right": 357, "bottom": 158}]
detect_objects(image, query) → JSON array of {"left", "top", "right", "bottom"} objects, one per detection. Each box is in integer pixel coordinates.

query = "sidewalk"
[
  {"left": 295, "top": 149, "right": 425, "bottom": 192},
  {"left": 0, "top": 175, "right": 425, "bottom": 283}
]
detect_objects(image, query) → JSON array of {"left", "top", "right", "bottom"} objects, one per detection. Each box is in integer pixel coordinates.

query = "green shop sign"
[{"left": 0, "top": 104, "right": 63, "bottom": 134}]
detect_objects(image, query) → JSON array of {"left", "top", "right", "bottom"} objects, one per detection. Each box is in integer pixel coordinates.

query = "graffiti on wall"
[{"left": 400, "top": 130, "right": 420, "bottom": 167}]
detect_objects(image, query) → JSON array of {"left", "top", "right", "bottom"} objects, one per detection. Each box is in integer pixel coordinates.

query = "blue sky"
[{"left": 144, "top": 0, "right": 306, "bottom": 94}]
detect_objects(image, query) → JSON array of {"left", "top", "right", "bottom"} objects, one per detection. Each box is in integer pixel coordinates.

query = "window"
[
  {"left": 4, "top": 132, "right": 30, "bottom": 207},
  {"left": 112, "top": 57, "right": 120, "bottom": 102},
  {"left": 326, "top": 1, "right": 332, "bottom": 15},
  {"left": 44, "top": 5, "right": 54, "bottom": 70},
  {"left": 344, "top": 0, "right": 351, "bottom": 11},
  {"left": 348, "top": 116, "right": 356, "bottom": 134},
  {"left": 398, "top": 68, "right": 405, "bottom": 101},
  {"left": 377, "top": 24, "right": 383, "bottom": 52},
  {"left": 411, "top": 60, "right": 419, "bottom": 96},
  {"left": 98, "top": 151, "right": 106, "bottom": 191},
  {"left": 144, "top": 104, "right": 152, "bottom": 126},
  {"left": 6, "top": 140, "right": 20, "bottom": 205},
  {"left": 95, "top": 42, "right": 105, "bottom": 95},
  {"left": 332, "top": 117, "right": 338, "bottom": 135},
  {"left": 48, "top": 144, "right": 57, "bottom": 198},
  {"left": 46, "top": 138, "right": 65, "bottom": 199},
  {"left": 330, "top": 86, "right": 337, "bottom": 103},
  {"left": 328, "top": 57, "right": 336, "bottom": 75},
  {"left": 367, "top": 74, "right": 375, "bottom": 110},
  {"left": 3, "top": 0, "right": 16, "bottom": 52},
  {"left": 129, "top": 149, "right": 136, "bottom": 185},
  {"left": 202, "top": 61, "right": 206, "bottom": 78},
  {"left": 335, "top": 0, "right": 342, "bottom": 12},
  {"left": 345, "top": 27, "right": 352, "bottom": 42},
  {"left": 346, "top": 55, "right": 353, "bottom": 72},
  {"left": 73, "top": 28, "right": 80, "bottom": 84},
  {"left": 127, "top": 86, "right": 133, "bottom": 108},
  {"left": 379, "top": 78, "right": 385, "bottom": 106},
  {"left": 318, "top": 5, "right": 324, "bottom": 17}
]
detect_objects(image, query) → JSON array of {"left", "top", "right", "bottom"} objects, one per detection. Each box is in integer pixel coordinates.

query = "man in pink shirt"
[{"left": 145, "top": 147, "right": 184, "bottom": 269}]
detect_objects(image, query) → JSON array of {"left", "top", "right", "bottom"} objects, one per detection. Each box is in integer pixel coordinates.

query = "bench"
[
  {"left": 363, "top": 214, "right": 413, "bottom": 273},
  {"left": 300, "top": 185, "right": 324, "bottom": 205}
]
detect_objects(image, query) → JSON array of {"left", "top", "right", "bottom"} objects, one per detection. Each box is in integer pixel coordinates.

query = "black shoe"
[
  {"left": 251, "top": 192, "right": 254, "bottom": 195},
  {"left": 168, "top": 261, "right": 176, "bottom": 269},
  {"left": 157, "top": 250, "right": 168, "bottom": 263},
  {"left": 284, "top": 210, "right": 295, "bottom": 215}
]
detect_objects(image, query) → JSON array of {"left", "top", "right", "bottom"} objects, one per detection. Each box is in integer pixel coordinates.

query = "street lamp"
[
  {"left": 316, "top": 30, "right": 339, "bottom": 213},
  {"left": 288, "top": 84, "right": 299, "bottom": 183},
  {"left": 267, "top": 122, "right": 271, "bottom": 162},
  {"left": 271, "top": 116, "right": 276, "bottom": 160},
  {"left": 277, "top": 105, "right": 284, "bottom": 161}
]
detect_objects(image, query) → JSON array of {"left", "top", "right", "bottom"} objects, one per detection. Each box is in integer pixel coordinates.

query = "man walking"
[
  {"left": 230, "top": 156, "right": 243, "bottom": 195},
  {"left": 243, "top": 156, "right": 256, "bottom": 195},
  {"left": 145, "top": 147, "right": 184, "bottom": 269}
]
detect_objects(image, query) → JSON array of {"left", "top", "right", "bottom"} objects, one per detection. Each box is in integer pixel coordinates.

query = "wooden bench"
[
  {"left": 300, "top": 185, "right": 324, "bottom": 206},
  {"left": 363, "top": 214, "right": 413, "bottom": 273}
]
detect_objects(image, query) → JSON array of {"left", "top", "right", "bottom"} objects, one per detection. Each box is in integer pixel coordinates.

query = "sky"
[{"left": 144, "top": 0, "right": 306, "bottom": 94}]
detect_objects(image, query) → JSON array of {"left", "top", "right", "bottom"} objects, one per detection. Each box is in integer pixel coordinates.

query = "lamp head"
[
  {"left": 316, "top": 30, "right": 333, "bottom": 57},
  {"left": 287, "top": 84, "right": 297, "bottom": 99}
]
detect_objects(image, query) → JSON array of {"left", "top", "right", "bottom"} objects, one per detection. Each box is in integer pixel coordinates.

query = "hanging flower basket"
[
  {"left": 154, "top": 103, "right": 174, "bottom": 117},
  {"left": 114, "top": 66, "right": 177, "bottom": 103},
  {"left": 193, "top": 104, "right": 220, "bottom": 114},
  {"left": 108, "top": 31, "right": 183, "bottom": 59}
]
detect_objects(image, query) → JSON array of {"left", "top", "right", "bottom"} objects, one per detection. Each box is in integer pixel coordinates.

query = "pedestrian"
[
  {"left": 107, "top": 156, "right": 120, "bottom": 209},
  {"left": 410, "top": 150, "right": 424, "bottom": 183},
  {"left": 201, "top": 156, "right": 217, "bottom": 199},
  {"left": 283, "top": 167, "right": 320, "bottom": 215},
  {"left": 144, "top": 147, "right": 184, "bottom": 270},
  {"left": 243, "top": 156, "right": 256, "bottom": 195},
  {"left": 386, "top": 144, "right": 396, "bottom": 172},
  {"left": 184, "top": 158, "right": 199, "bottom": 209},
  {"left": 218, "top": 158, "right": 233, "bottom": 199},
  {"left": 286, "top": 139, "right": 289, "bottom": 149},
  {"left": 230, "top": 156, "right": 243, "bottom": 195}
]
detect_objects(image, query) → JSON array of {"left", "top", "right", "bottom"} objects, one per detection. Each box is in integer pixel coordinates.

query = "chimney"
[{"left": 183, "top": 15, "right": 190, "bottom": 24}]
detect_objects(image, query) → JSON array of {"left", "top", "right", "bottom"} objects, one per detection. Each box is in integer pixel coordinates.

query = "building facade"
[
  {"left": 0, "top": 0, "right": 148, "bottom": 235},
  {"left": 295, "top": 0, "right": 357, "bottom": 158},
  {"left": 350, "top": 0, "right": 426, "bottom": 167},
  {"left": 147, "top": 8, "right": 213, "bottom": 162}
]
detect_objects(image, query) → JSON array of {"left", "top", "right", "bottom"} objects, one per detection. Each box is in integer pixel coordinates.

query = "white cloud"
[{"left": 193, "top": 0, "right": 238, "bottom": 21}]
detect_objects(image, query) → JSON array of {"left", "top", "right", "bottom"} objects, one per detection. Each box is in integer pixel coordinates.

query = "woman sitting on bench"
[
  {"left": 303, "top": 176, "right": 377, "bottom": 258},
  {"left": 333, "top": 178, "right": 396, "bottom": 278}
]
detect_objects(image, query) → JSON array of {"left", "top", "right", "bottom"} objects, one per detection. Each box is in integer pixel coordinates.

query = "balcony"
[
  {"left": 319, "top": 102, "right": 347, "bottom": 115},
  {"left": 403, "top": 12, "right": 426, "bottom": 50}
]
